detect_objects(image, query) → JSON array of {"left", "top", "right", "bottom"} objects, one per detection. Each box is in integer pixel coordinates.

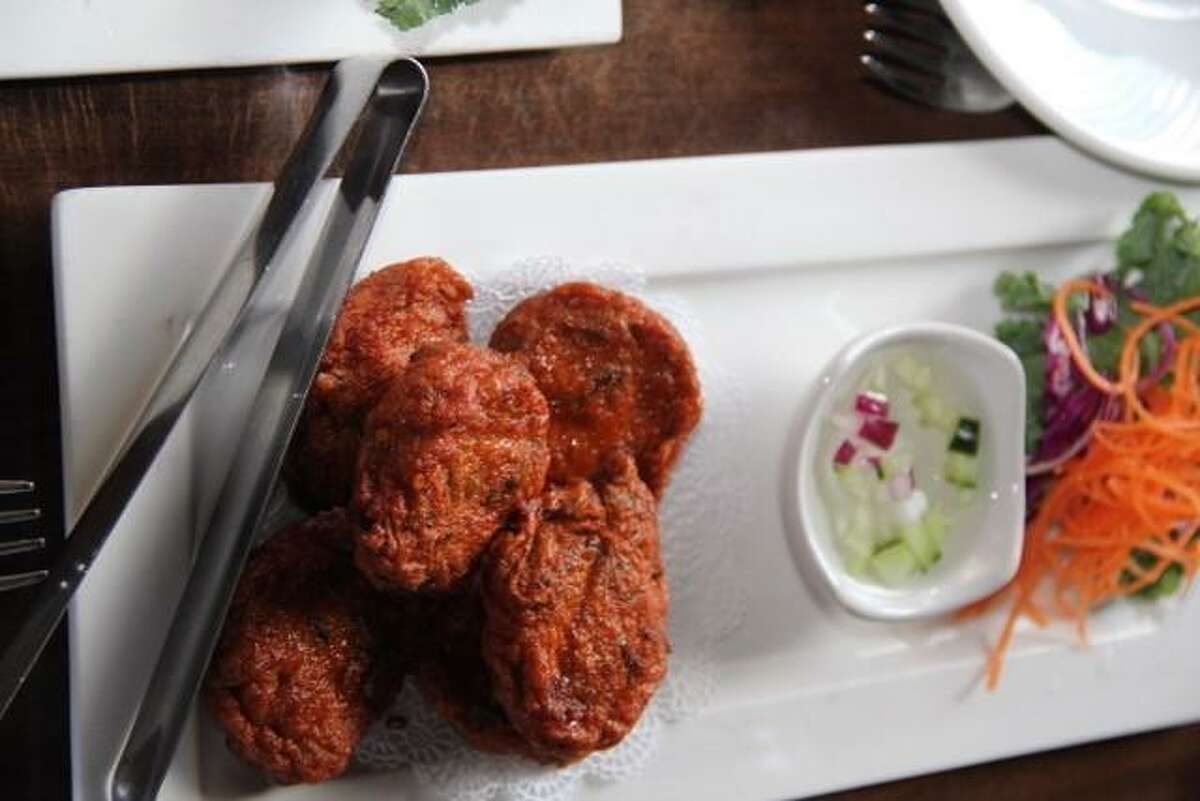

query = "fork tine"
[
  {"left": 0, "top": 570, "right": 48, "bottom": 592},
  {"left": 0, "top": 537, "right": 46, "bottom": 558},
  {"left": 0, "top": 480, "right": 34, "bottom": 495},
  {"left": 0, "top": 508, "right": 40, "bottom": 525},
  {"left": 863, "top": 29, "right": 944, "bottom": 76},
  {"left": 860, "top": 53, "right": 947, "bottom": 109},
  {"left": 864, "top": 2, "right": 957, "bottom": 51},
  {"left": 885, "top": 0, "right": 945, "bottom": 15}
]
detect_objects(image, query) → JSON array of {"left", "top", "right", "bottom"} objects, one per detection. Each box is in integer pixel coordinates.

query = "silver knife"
[
  {"left": 109, "top": 57, "right": 429, "bottom": 801},
  {"left": 0, "top": 56, "right": 396, "bottom": 722}
]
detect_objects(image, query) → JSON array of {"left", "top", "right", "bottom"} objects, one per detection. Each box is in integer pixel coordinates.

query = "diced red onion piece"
[
  {"left": 859, "top": 418, "right": 899, "bottom": 450},
  {"left": 1043, "top": 318, "right": 1075, "bottom": 400},
  {"left": 855, "top": 391, "right": 890, "bottom": 418},
  {"left": 833, "top": 440, "right": 857, "bottom": 466}
]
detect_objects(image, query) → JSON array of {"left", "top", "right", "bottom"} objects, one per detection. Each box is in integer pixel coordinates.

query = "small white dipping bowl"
[{"left": 790, "top": 322, "right": 1026, "bottom": 621}]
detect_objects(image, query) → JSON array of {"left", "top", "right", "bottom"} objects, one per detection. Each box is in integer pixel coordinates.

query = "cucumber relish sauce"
[{"left": 817, "top": 347, "right": 986, "bottom": 585}]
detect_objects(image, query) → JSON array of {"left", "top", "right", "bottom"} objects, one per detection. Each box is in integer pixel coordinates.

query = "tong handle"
[
  {"left": 110, "top": 59, "right": 429, "bottom": 801},
  {"left": 0, "top": 58, "right": 388, "bottom": 723}
]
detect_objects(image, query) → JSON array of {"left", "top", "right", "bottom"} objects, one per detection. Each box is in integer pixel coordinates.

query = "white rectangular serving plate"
[
  {"left": 0, "top": 0, "right": 621, "bottom": 80},
  {"left": 52, "top": 136, "right": 1200, "bottom": 801}
]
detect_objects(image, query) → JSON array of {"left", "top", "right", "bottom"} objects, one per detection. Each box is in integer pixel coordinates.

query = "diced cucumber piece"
[
  {"left": 915, "top": 392, "right": 957, "bottom": 432},
  {"left": 898, "top": 520, "right": 940, "bottom": 569},
  {"left": 878, "top": 452, "right": 913, "bottom": 481},
  {"left": 922, "top": 504, "right": 949, "bottom": 550},
  {"left": 945, "top": 451, "right": 979, "bottom": 489},
  {"left": 948, "top": 416, "right": 982, "bottom": 455},
  {"left": 873, "top": 506, "right": 897, "bottom": 547},
  {"left": 842, "top": 508, "right": 874, "bottom": 560},
  {"left": 864, "top": 364, "right": 888, "bottom": 393},
  {"left": 870, "top": 541, "right": 919, "bottom": 584},
  {"left": 877, "top": 456, "right": 895, "bottom": 480},
  {"left": 835, "top": 464, "right": 871, "bottom": 498},
  {"left": 893, "top": 355, "right": 932, "bottom": 392}
]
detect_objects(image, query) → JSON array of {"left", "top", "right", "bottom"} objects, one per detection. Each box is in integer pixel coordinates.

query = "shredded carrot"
[
  {"left": 1052, "top": 278, "right": 1128, "bottom": 396},
  {"left": 1120, "top": 297, "right": 1200, "bottom": 431},
  {"left": 965, "top": 296, "right": 1200, "bottom": 690}
]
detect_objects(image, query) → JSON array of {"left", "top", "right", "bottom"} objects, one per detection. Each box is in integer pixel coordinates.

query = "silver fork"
[
  {"left": 0, "top": 480, "right": 45, "bottom": 592},
  {"left": 861, "top": 0, "right": 1014, "bottom": 113}
]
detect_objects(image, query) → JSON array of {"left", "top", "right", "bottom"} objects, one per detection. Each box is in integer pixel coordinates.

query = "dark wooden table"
[{"left": 1, "top": 1, "right": 1198, "bottom": 798}]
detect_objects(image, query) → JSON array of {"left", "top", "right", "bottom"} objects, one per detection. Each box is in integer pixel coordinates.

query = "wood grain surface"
[{"left": 0, "top": 0, "right": 1197, "bottom": 799}]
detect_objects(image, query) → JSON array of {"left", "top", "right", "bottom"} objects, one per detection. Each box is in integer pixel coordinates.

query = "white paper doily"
[{"left": 355, "top": 257, "right": 749, "bottom": 801}]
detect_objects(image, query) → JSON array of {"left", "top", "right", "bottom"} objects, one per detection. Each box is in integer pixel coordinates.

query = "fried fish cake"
[
  {"left": 206, "top": 511, "right": 394, "bottom": 784},
  {"left": 482, "top": 457, "right": 669, "bottom": 764},
  {"left": 286, "top": 258, "right": 473, "bottom": 511},
  {"left": 353, "top": 342, "right": 550, "bottom": 593},
  {"left": 489, "top": 282, "right": 701, "bottom": 498},
  {"left": 413, "top": 585, "right": 533, "bottom": 757}
]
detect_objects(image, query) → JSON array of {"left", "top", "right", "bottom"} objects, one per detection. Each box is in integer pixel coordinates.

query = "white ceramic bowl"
[
  {"left": 790, "top": 322, "right": 1026, "bottom": 620},
  {"left": 941, "top": 0, "right": 1200, "bottom": 183}
]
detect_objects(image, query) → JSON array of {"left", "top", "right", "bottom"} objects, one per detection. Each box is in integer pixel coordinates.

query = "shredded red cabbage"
[
  {"left": 1085, "top": 274, "right": 1119, "bottom": 334},
  {"left": 1043, "top": 315, "right": 1075, "bottom": 401},
  {"left": 1023, "top": 274, "right": 1173, "bottom": 506},
  {"left": 1017, "top": 271, "right": 1180, "bottom": 516},
  {"left": 1030, "top": 280, "right": 1119, "bottom": 479}
]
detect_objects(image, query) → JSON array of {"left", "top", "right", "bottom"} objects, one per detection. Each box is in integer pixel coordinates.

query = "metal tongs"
[{"left": 0, "top": 56, "right": 428, "bottom": 796}]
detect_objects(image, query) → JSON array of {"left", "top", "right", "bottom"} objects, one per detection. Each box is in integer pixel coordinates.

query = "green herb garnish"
[
  {"left": 995, "top": 317, "right": 1043, "bottom": 359},
  {"left": 376, "top": 0, "right": 482, "bottom": 31},
  {"left": 1019, "top": 353, "right": 1045, "bottom": 455},
  {"left": 994, "top": 271, "right": 1055, "bottom": 314},
  {"left": 1116, "top": 191, "right": 1200, "bottom": 311},
  {"left": 1122, "top": 549, "right": 1187, "bottom": 600},
  {"left": 992, "top": 273, "right": 1053, "bottom": 455}
]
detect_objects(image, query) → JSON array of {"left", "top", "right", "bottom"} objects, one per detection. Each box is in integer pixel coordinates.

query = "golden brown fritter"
[
  {"left": 286, "top": 258, "right": 473, "bottom": 511},
  {"left": 353, "top": 342, "right": 551, "bottom": 593},
  {"left": 482, "top": 456, "right": 669, "bottom": 764},
  {"left": 413, "top": 585, "right": 533, "bottom": 757},
  {"left": 489, "top": 282, "right": 702, "bottom": 498},
  {"left": 206, "top": 511, "right": 395, "bottom": 784}
]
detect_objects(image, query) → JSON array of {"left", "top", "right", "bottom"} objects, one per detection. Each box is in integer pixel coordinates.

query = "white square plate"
[
  {"left": 52, "top": 137, "right": 1200, "bottom": 801},
  {"left": 0, "top": 0, "right": 621, "bottom": 80}
]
